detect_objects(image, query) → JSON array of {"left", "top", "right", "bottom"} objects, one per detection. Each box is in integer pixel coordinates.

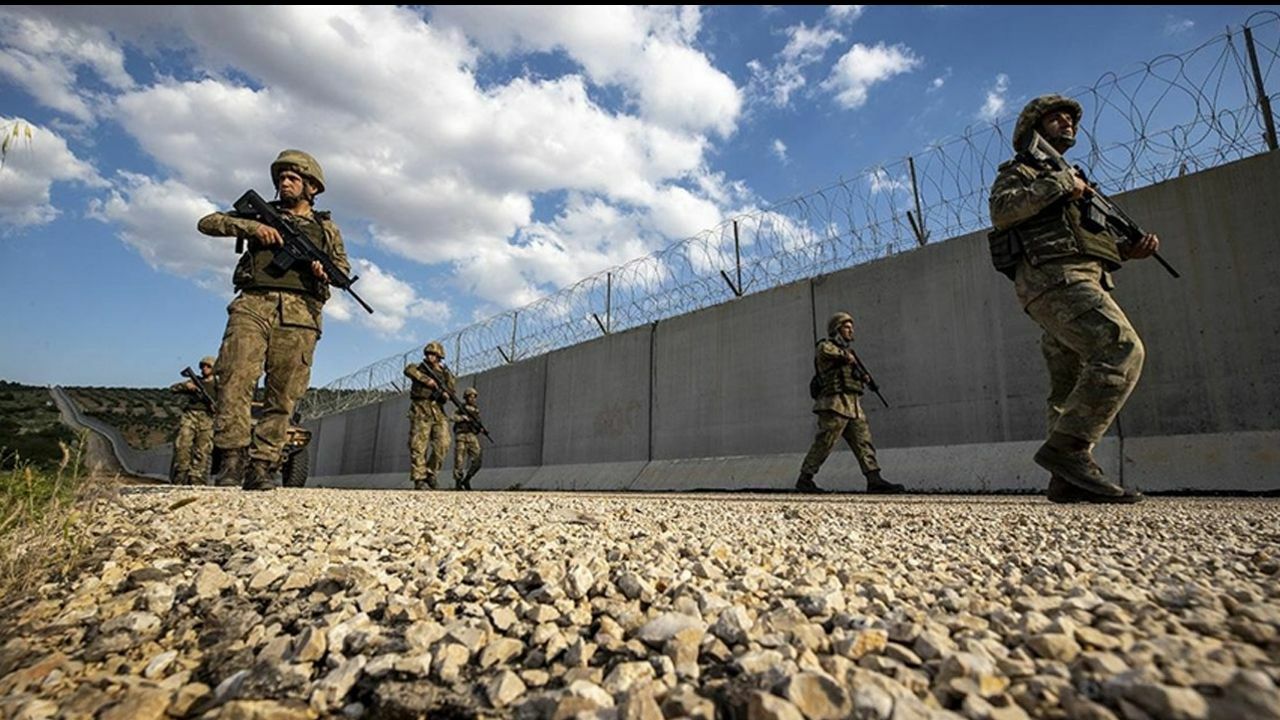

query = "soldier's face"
[
  {"left": 1040, "top": 109, "right": 1076, "bottom": 143},
  {"left": 276, "top": 170, "right": 307, "bottom": 202},
  {"left": 838, "top": 321, "right": 854, "bottom": 341},
  {"left": 200, "top": 363, "right": 213, "bottom": 377},
  {"left": 425, "top": 352, "right": 440, "bottom": 365}
]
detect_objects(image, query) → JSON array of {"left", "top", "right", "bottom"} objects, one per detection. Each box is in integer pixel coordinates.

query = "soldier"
[
  {"left": 169, "top": 356, "right": 217, "bottom": 485},
  {"left": 989, "top": 95, "right": 1158, "bottom": 504},
  {"left": 796, "top": 312, "right": 905, "bottom": 494},
  {"left": 451, "top": 387, "right": 483, "bottom": 490},
  {"left": 404, "top": 341, "right": 455, "bottom": 490},
  {"left": 197, "top": 149, "right": 349, "bottom": 491}
]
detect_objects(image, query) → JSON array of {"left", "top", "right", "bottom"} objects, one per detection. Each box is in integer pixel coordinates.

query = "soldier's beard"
[{"left": 1050, "top": 132, "right": 1076, "bottom": 151}]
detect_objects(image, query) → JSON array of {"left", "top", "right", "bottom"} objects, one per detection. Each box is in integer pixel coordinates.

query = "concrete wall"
[{"left": 306, "top": 151, "right": 1280, "bottom": 493}]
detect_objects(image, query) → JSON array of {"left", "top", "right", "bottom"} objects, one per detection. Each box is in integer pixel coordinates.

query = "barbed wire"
[{"left": 299, "top": 12, "right": 1280, "bottom": 420}]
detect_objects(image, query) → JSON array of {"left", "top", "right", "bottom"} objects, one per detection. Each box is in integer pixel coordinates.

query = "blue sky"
[{"left": 0, "top": 5, "right": 1267, "bottom": 388}]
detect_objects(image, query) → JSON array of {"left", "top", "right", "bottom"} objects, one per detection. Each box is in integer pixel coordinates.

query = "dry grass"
[{"left": 0, "top": 435, "right": 117, "bottom": 602}]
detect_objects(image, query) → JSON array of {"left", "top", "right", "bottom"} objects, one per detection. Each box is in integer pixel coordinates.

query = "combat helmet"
[
  {"left": 1013, "top": 94, "right": 1082, "bottom": 152},
  {"left": 463, "top": 387, "right": 478, "bottom": 399},
  {"left": 424, "top": 341, "right": 446, "bottom": 359},
  {"left": 827, "top": 312, "right": 854, "bottom": 337},
  {"left": 200, "top": 356, "right": 216, "bottom": 368},
  {"left": 271, "top": 149, "right": 326, "bottom": 194}
]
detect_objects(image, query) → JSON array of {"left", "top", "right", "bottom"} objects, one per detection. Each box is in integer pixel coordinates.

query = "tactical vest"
[
  {"left": 815, "top": 341, "right": 864, "bottom": 397},
  {"left": 233, "top": 210, "right": 335, "bottom": 300},
  {"left": 998, "top": 159, "right": 1122, "bottom": 272},
  {"left": 455, "top": 405, "right": 481, "bottom": 435},
  {"left": 177, "top": 377, "right": 217, "bottom": 414},
  {"left": 409, "top": 363, "right": 451, "bottom": 404}
]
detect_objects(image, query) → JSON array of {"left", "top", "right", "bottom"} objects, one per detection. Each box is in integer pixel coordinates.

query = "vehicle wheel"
[{"left": 281, "top": 449, "right": 310, "bottom": 488}]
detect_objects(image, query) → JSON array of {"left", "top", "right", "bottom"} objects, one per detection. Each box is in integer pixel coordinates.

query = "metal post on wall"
[
  {"left": 592, "top": 272, "right": 612, "bottom": 335},
  {"left": 718, "top": 220, "right": 744, "bottom": 297},
  {"left": 906, "top": 156, "right": 930, "bottom": 246},
  {"left": 1244, "top": 24, "right": 1278, "bottom": 152}
]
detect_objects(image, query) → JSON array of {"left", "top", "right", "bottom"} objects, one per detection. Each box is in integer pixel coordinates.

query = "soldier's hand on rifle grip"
[
  {"left": 310, "top": 260, "right": 329, "bottom": 283},
  {"left": 254, "top": 222, "right": 284, "bottom": 247},
  {"left": 1123, "top": 233, "right": 1160, "bottom": 260},
  {"left": 1069, "top": 173, "right": 1089, "bottom": 201}
]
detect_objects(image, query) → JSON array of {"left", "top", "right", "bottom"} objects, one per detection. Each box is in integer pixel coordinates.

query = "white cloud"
[
  {"left": 826, "top": 6, "right": 866, "bottom": 25},
  {"left": 0, "top": 117, "right": 103, "bottom": 229},
  {"left": 823, "top": 42, "right": 922, "bottom": 109},
  {"left": 867, "top": 167, "right": 907, "bottom": 194},
  {"left": 978, "top": 73, "right": 1009, "bottom": 122},
  {"left": 749, "top": 21, "right": 846, "bottom": 108},
  {"left": 929, "top": 68, "right": 951, "bottom": 92},
  {"left": 772, "top": 139, "right": 789, "bottom": 163},
  {"left": 328, "top": 259, "right": 450, "bottom": 337},
  {"left": 429, "top": 6, "right": 740, "bottom": 137},
  {"left": 89, "top": 172, "right": 448, "bottom": 335},
  {"left": 1164, "top": 16, "right": 1195, "bottom": 36},
  {"left": 0, "top": 10, "right": 134, "bottom": 123},
  {"left": 8, "top": 6, "right": 749, "bottom": 314}
]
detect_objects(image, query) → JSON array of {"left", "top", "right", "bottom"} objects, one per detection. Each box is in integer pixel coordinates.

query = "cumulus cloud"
[
  {"left": 4, "top": 5, "right": 749, "bottom": 320},
  {"left": 0, "top": 11, "right": 133, "bottom": 123},
  {"left": 748, "top": 14, "right": 851, "bottom": 108},
  {"left": 823, "top": 42, "right": 921, "bottom": 109},
  {"left": 978, "top": 73, "right": 1009, "bottom": 122},
  {"left": 327, "top": 259, "right": 450, "bottom": 336},
  {"left": 0, "top": 117, "right": 103, "bottom": 229}
]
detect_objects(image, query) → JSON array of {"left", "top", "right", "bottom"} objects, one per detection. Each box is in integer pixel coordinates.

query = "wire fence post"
[
  {"left": 718, "top": 220, "right": 744, "bottom": 296},
  {"left": 1244, "top": 24, "right": 1279, "bottom": 151},
  {"left": 592, "top": 272, "right": 612, "bottom": 335},
  {"left": 906, "top": 156, "right": 930, "bottom": 246}
]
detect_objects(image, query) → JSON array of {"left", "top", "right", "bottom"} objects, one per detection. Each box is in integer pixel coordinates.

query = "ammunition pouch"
[{"left": 988, "top": 228, "right": 1023, "bottom": 281}]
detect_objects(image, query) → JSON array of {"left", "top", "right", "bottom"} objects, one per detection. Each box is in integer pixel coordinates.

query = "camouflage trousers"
[
  {"left": 453, "top": 433, "right": 482, "bottom": 486},
  {"left": 214, "top": 291, "right": 320, "bottom": 464},
  {"left": 800, "top": 403, "right": 881, "bottom": 476},
  {"left": 172, "top": 410, "right": 214, "bottom": 484},
  {"left": 409, "top": 401, "right": 450, "bottom": 484},
  {"left": 1024, "top": 277, "right": 1145, "bottom": 445}
]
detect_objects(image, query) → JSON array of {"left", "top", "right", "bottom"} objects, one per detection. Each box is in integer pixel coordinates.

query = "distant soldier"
[
  {"left": 169, "top": 357, "right": 217, "bottom": 485},
  {"left": 796, "top": 312, "right": 905, "bottom": 494},
  {"left": 197, "top": 149, "right": 349, "bottom": 491},
  {"left": 451, "top": 387, "right": 483, "bottom": 490},
  {"left": 404, "top": 341, "right": 455, "bottom": 490},
  {"left": 989, "top": 94, "right": 1155, "bottom": 503}
]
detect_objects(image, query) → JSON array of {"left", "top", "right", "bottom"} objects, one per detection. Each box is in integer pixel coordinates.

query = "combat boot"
[
  {"left": 1046, "top": 476, "right": 1145, "bottom": 504},
  {"left": 1034, "top": 433, "right": 1123, "bottom": 497},
  {"left": 795, "top": 472, "right": 828, "bottom": 494},
  {"left": 242, "top": 458, "right": 276, "bottom": 492},
  {"left": 215, "top": 447, "right": 248, "bottom": 487},
  {"left": 865, "top": 470, "right": 904, "bottom": 494},
  {"left": 424, "top": 473, "right": 438, "bottom": 490}
]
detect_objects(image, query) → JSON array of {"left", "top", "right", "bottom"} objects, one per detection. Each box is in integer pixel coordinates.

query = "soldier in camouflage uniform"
[
  {"left": 169, "top": 356, "right": 217, "bottom": 485},
  {"left": 197, "top": 150, "right": 349, "bottom": 491},
  {"left": 797, "top": 312, "right": 905, "bottom": 494},
  {"left": 451, "top": 387, "right": 483, "bottom": 491},
  {"left": 405, "top": 341, "right": 455, "bottom": 490},
  {"left": 989, "top": 95, "right": 1159, "bottom": 504}
]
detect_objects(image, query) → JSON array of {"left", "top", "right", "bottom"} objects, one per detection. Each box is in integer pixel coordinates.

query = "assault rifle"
[
  {"left": 415, "top": 362, "right": 493, "bottom": 442},
  {"left": 180, "top": 367, "right": 216, "bottom": 411},
  {"left": 1027, "top": 132, "right": 1180, "bottom": 278},
  {"left": 231, "top": 189, "right": 375, "bottom": 313},
  {"left": 847, "top": 345, "right": 890, "bottom": 409}
]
